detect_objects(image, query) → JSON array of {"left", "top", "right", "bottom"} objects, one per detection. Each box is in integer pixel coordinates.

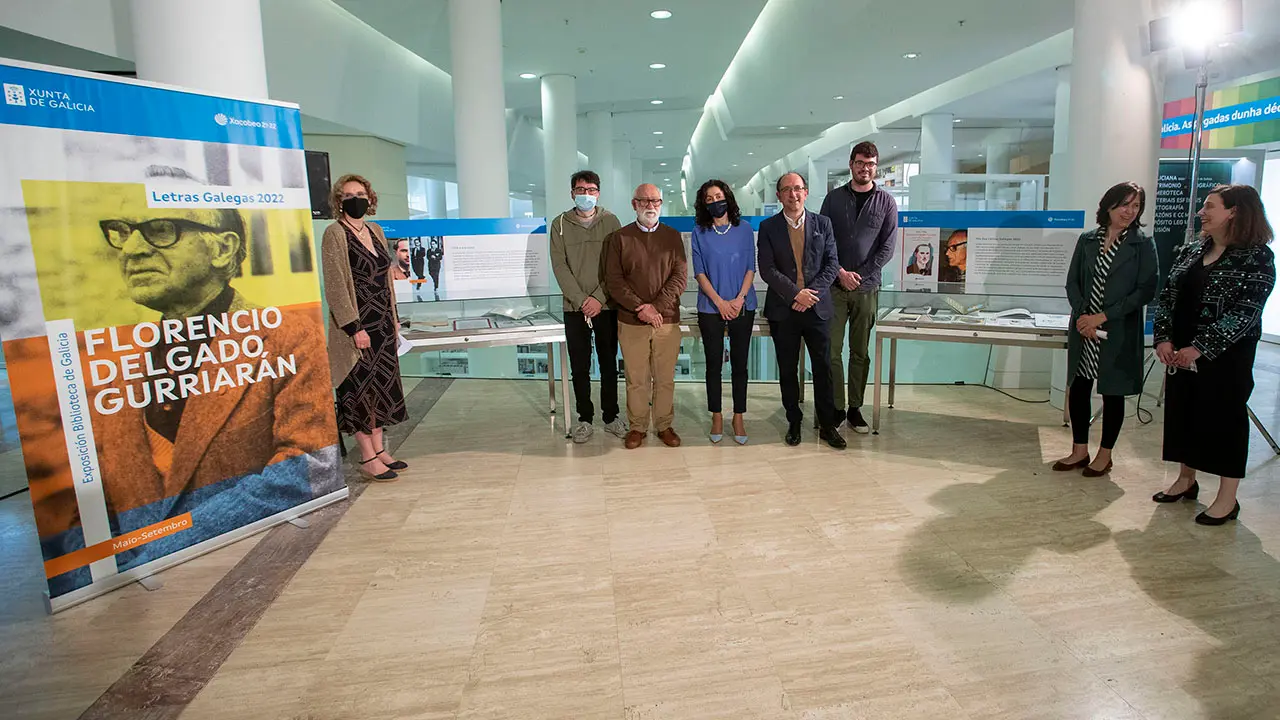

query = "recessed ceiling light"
[
  {"left": 660, "top": 162, "right": 668, "bottom": 166},
  {"left": 649, "top": 63, "right": 667, "bottom": 69},
  {"left": 732, "top": 163, "right": 739, "bottom": 167},
  {"left": 951, "top": 144, "right": 956, "bottom": 148},
  {"left": 653, "top": 131, "right": 663, "bottom": 135},
  {"left": 978, "top": 153, "right": 984, "bottom": 157},
  {"left": 778, "top": 126, "right": 787, "bottom": 130},
  {"left": 528, "top": 183, "right": 535, "bottom": 187},
  {"left": 893, "top": 145, "right": 898, "bottom": 149},
  {"left": 903, "top": 52, "right": 921, "bottom": 59},
  {"left": 833, "top": 95, "right": 845, "bottom": 100},
  {"left": 651, "top": 9, "right": 672, "bottom": 19},
  {"left": 650, "top": 99, "right": 664, "bottom": 105},
  {"left": 655, "top": 145, "right": 664, "bottom": 149},
  {"left": 519, "top": 73, "right": 537, "bottom": 79},
  {"left": 747, "top": 152, "right": 754, "bottom": 156},
  {"left": 953, "top": 118, "right": 962, "bottom": 123}
]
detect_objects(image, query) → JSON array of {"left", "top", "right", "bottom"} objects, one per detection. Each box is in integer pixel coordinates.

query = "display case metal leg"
[
  {"left": 872, "top": 337, "right": 883, "bottom": 435},
  {"left": 559, "top": 341, "right": 571, "bottom": 436},
  {"left": 546, "top": 342, "right": 557, "bottom": 417},
  {"left": 888, "top": 338, "right": 897, "bottom": 409}
]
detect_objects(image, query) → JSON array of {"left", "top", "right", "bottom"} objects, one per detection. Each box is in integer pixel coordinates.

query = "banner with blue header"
[
  {"left": 895, "top": 211, "right": 1086, "bottom": 297},
  {"left": 0, "top": 59, "right": 343, "bottom": 613}
]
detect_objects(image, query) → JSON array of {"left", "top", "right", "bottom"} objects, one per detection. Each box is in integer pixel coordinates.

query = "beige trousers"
[{"left": 617, "top": 321, "right": 682, "bottom": 432}]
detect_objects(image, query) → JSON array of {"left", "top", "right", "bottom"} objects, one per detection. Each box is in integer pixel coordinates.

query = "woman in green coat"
[{"left": 1053, "top": 182, "right": 1158, "bottom": 477}]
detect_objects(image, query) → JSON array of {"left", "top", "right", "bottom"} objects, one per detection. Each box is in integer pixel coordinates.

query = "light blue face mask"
[{"left": 574, "top": 194, "right": 597, "bottom": 212}]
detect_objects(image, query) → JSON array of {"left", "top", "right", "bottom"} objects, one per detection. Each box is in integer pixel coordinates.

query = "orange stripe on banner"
[{"left": 44, "top": 513, "right": 193, "bottom": 579}]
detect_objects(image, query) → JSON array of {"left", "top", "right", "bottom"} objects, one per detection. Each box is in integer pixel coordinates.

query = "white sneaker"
[
  {"left": 571, "top": 421, "right": 594, "bottom": 443},
  {"left": 603, "top": 418, "right": 628, "bottom": 439}
]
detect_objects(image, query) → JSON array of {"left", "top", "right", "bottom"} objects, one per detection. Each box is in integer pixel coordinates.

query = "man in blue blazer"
[{"left": 757, "top": 172, "right": 846, "bottom": 449}]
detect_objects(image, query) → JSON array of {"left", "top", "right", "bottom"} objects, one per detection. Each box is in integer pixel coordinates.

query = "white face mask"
[{"left": 573, "top": 194, "right": 597, "bottom": 212}]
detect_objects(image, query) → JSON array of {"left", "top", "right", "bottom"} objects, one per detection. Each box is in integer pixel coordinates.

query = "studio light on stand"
[{"left": 1150, "top": 0, "right": 1244, "bottom": 247}]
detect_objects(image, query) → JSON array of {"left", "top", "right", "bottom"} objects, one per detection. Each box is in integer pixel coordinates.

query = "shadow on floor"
[
  {"left": 1115, "top": 508, "right": 1280, "bottom": 718},
  {"left": 897, "top": 468, "right": 1124, "bottom": 604}
]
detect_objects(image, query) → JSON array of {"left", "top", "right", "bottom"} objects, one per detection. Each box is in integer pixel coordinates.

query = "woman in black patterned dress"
[
  {"left": 1054, "top": 182, "right": 1157, "bottom": 478},
  {"left": 321, "top": 174, "right": 408, "bottom": 481},
  {"left": 1153, "top": 185, "right": 1276, "bottom": 525}
]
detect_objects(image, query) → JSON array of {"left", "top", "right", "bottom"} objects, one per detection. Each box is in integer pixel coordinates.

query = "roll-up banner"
[{"left": 0, "top": 58, "right": 346, "bottom": 612}]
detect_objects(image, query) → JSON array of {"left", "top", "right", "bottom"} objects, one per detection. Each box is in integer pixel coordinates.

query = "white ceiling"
[{"left": 333, "top": 0, "right": 1280, "bottom": 194}]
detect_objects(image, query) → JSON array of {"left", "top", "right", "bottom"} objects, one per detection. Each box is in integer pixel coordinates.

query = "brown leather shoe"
[
  {"left": 657, "top": 428, "right": 682, "bottom": 447},
  {"left": 624, "top": 430, "right": 646, "bottom": 449}
]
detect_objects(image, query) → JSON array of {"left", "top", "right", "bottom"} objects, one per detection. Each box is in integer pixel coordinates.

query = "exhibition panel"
[{"left": 0, "top": 59, "right": 346, "bottom": 612}]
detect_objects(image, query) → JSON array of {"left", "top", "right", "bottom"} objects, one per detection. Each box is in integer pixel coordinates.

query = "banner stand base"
[
  {"left": 137, "top": 575, "right": 164, "bottom": 592},
  {"left": 286, "top": 517, "right": 311, "bottom": 529},
  {"left": 47, "top": 488, "right": 349, "bottom": 614}
]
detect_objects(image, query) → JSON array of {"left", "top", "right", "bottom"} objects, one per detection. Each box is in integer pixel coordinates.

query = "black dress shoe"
[
  {"left": 1152, "top": 481, "right": 1199, "bottom": 503},
  {"left": 1195, "top": 502, "right": 1240, "bottom": 526},
  {"left": 785, "top": 422, "right": 802, "bottom": 446},
  {"left": 819, "top": 426, "right": 847, "bottom": 449}
]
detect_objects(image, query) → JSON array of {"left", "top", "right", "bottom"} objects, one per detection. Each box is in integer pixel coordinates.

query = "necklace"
[
  {"left": 713, "top": 223, "right": 731, "bottom": 235},
  {"left": 785, "top": 213, "right": 804, "bottom": 230}
]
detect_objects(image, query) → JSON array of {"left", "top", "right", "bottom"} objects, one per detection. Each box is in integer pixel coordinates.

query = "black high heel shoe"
[
  {"left": 373, "top": 446, "right": 408, "bottom": 470},
  {"left": 1152, "top": 481, "right": 1199, "bottom": 503},
  {"left": 1195, "top": 502, "right": 1240, "bottom": 526}
]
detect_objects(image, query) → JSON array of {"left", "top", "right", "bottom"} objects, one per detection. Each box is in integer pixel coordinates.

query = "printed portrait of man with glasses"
[{"left": 99, "top": 209, "right": 248, "bottom": 319}]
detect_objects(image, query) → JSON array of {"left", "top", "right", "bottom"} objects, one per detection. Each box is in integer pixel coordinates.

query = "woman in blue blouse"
[{"left": 692, "top": 180, "right": 757, "bottom": 444}]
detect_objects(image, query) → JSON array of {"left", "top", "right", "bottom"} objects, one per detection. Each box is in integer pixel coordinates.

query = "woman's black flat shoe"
[
  {"left": 1152, "top": 481, "right": 1199, "bottom": 503},
  {"left": 359, "top": 458, "right": 399, "bottom": 482},
  {"left": 1195, "top": 502, "right": 1240, "bottom": 526},
  {"left": 1082, "top": 461, "right": 1113, "bottom": 478},
  {"left": 374, "top": 446, "right": 409, "bottom": 470},
  {"left": 1052, "top": 457, "right": 1090, "bottom": 472}
]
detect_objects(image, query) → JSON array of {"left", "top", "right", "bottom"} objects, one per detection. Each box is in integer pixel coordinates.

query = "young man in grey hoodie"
[{"left": 550, "top": 170, "right": 626, "bottom": 443}]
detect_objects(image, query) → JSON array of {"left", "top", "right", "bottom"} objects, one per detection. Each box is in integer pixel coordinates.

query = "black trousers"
[
  {"left": 697, "top": 311, "right": 755, "bottom": 414},
  {"left": 563, "top": 309, "right": 619, "bottom": 424},
  {"left": 769, "top": 310, "right": 838, "bottom": 428},
  {"left": 1069, "top": 377, "right": 1124, "bottom": 449}
]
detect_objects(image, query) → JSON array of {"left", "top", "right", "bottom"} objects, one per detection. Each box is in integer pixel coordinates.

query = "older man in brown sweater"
[{"left": 605, "top": 183, "right": 688, "bottom": 449}]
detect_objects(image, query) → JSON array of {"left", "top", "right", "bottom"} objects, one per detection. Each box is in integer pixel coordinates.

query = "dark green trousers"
[{"left": 829, "top": 287, "right": 878, "bottom": 411}]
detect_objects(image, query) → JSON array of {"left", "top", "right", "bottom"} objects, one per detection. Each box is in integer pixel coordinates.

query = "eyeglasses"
[
  {"left": 778, "top": 185, "right": 807, "bottom": 194},
  {"left": 947, "top": 242, "right": 968, "bottom": 251},
  {"left": 853, "top": 160, "right": 878, "bottom": 169},
  {"left": 634, "top": 198, "right": 663, "bottom": 207},
  {"left": 99, "top": 218, "right": 228, "bottom": 250},
  {"left": 573, "top": 186, "right": 601, "bottom": 195}
]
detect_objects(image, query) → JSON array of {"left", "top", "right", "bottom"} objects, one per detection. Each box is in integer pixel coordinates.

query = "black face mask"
[
  {"left": 342, "top": 196, "right": 370, "bottom": 219},
  {"left": 707, "top": 200, "right": 729, "bottom": 218}
]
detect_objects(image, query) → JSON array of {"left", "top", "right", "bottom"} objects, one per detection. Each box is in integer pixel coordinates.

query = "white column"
[
  {"left": 919, "top": 113, "right": 955, "bottom": 210},
  {"left": 427, "top": 178, "right": 447, "bottom": 219},
  {"left": 1066, "top": 0, "right": 1162, "bottom": 222},
  {"left": 449, "top": 0, "right": 510, "bottom": 218},
  {"left": 541, "top": 75, "right": 578, "bottom": 210},
  {"left": 130, "top": 0, "right": 268, "bottom": 98},
  {"left": 1048, "top": 64, "right": 1074, "bottom": 211},
  {"left": 584, "top": 111, "right": 614, "bottom": 206},
  {"left": 609, "top": 139, "right": 629, "bottom": 212},
  {"left": 984, "top": 143, "right": 1013, "bottom": 209},
  {"left": 920, "top": 113, "right": 955, "bottom": 174},
  {"left": 806, "top": 157, "right": 829, "bottom": 212},
  {"left": 611, "top": 140, "right": 633, "bottom": 215}
]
